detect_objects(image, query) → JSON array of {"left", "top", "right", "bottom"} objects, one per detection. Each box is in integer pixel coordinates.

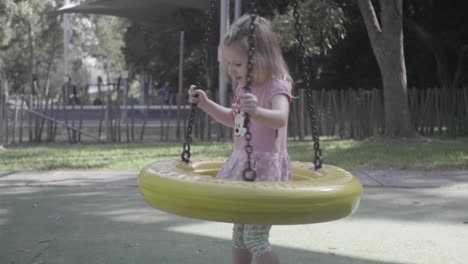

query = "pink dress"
[{"left": 216, "top": 79, "right": 293, "bottom": 182}]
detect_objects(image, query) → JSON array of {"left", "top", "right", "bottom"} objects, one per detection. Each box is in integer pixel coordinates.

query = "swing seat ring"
[{"left": 139, "top": 158, "right": 363, "bottom": 225}]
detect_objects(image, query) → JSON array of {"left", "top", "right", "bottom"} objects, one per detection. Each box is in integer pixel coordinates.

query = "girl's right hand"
[{"left": 188, "top": 85, "right": 208, "bottom": 105}]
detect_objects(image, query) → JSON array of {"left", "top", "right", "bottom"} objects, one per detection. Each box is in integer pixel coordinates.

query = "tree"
[
  {"left": 85, "top": 16, "right": 127, "bottom": 79},
  {"left": 404, "top": 1, "right": 468, "bottom": 90},
  {"left": 0, "top": 0, "right": 75, "bottom": 96},
  {"left": 273, "top": 0, "right": 347, "bottom": 84},
  {"left": 357, "top": 0, "right": 416, "bottom": 137},
  {"left": 122, "top": 9, "right": 213, "bottom": 91},
  {"left": 0, "top": 0, "right": 17, "bottom": 49},
  {"left": 0, "top": 0, "right": 129, "bottom": 100}
]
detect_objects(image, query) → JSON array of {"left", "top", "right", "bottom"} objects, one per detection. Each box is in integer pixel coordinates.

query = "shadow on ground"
[{"left": 0, "top": 186, "right": 422, "bottom": 264}]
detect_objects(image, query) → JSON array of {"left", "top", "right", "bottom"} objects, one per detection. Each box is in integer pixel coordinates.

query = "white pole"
[
  {"left": 235, "top": 0, "right": 242, "bottom": 19},
  {"left": 178, "top": 31, "right": 185, "bottom": 95},
  {"left": 63, "top": 1, "right": 69, "bottom": 77},
  {"left": 219, "top": 0, "right": 230, "bottom": 106},
  {"left": 233, "top": 0, "right": 242, "bottom": 92},
  {"left": 63, "top": 0, "right": 70, "bottom": 105},
  {"left": 0, "top": 79, "right": 4, "bottom": 147},
  {"left": 122, "top": 70, "right": 129, "bottom": 122}
]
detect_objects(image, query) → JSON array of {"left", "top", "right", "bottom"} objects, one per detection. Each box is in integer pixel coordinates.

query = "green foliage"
[
  {"left": 0, "top": 0, "right": 17, "bottom": 47},
  {"left": 0, "top": 0, "right": 46, "bottom": 46},
  {"left": 0, "top": 0, "right": 128, "bottom": 99},
  {"left": 0, "top": 0, "right": 60, "bottom": 94},
  {"left": 120, "top": 2, "right": 347, "bottom": 92},
  {"left": 122, "top": 9, "right": 209, "bottom": 89},
  {"left": 273, "top": 0, "right": 347, "bottom": 56},
  {"left": 129, "top": 8, "right": 222, "bottom": 89},
  {"left": 87, "top": 16, "right": 127, "bottom": 75}
]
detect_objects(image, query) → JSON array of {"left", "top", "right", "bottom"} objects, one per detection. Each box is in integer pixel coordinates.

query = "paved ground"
[{"left": 0, "top": 168, "right": 467, "bottom": 264}]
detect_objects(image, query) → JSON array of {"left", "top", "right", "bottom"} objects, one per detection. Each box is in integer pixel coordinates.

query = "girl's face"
[{"left": 223, "top": 43, "right": 248, "bottom": 86}]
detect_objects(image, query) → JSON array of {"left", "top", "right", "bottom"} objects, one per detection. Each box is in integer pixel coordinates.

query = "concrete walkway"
[{"left": 0, "top": 169, "right": 467, "bottom": 264}]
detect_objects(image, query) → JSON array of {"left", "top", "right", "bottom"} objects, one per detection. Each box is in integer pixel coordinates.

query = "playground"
[
  {"left": 0, "top": 169, "right": 467, "bottom": 264},
  {"left": 1, "top": 0, "right": 468, "bottom": 264}
]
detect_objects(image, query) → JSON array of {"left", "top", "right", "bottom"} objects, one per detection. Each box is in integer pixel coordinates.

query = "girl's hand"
[
  {"left": 240, "top": 93, "right": 258, "bottom": 117},
  {"left": 188, "top": 85, "right": 208, "bottom": 105}
]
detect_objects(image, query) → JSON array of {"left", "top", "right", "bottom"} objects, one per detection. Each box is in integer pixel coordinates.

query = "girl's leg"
[
  {"left": 232, "top": 224, "right": 252, "bottom": 264},
  {"left": 256, "top": 251, "right": 280, "bottom": 264},
  {"left": 232, "top": 247, "right": 253, "bottom": 264},
  {"left": 243, "top": 225, "right": 280, "bottom": 264}
]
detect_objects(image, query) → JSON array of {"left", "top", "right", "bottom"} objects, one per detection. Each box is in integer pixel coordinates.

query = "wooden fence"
[{"left": 1, "top": 87, "right": 467, "bottom": 145}]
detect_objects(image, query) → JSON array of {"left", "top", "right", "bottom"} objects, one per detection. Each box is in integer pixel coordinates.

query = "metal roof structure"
[{"left": 56, "top": 0, "right": 210, "bottom": 22}]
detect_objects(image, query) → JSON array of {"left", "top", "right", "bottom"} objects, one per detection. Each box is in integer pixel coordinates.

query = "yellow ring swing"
[{"left": 138, "top": 0, "right": 363, "bottom": 225}]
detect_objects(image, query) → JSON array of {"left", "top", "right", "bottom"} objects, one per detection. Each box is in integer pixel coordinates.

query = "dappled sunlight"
[
  {"left": 85, "top": 208, "right": 174, "bottom": 224},
  {"left": 462, "top": 153, "right": 468, "bottom": 161},
  {"left": 0, "top": 168, "right": 466, "bottom": 264},
  {"left": 57, "top": 191, "right": 109, "bottom": 197},
  {"left": 324, "top": 139, "right": 362, "bottom": 150},
  {"left": 0, "top": 175, "right": 137, "bottom": 187},
  {"left": 0, "top": 208, "right": 10, "bottom": 226},
  {"left": 0, "top": 187, "right": 43, "bottom": 196},
  {"left": 167, "top": 222, "right": 232, "bottom": 240},
  {"left": 0, "top": 186, "right": 466, "bottom": 264},
  {"left": 2, "top": 138, "right": 468, "bottom": 170},
  {"left": 356, "top": 187, "right": 468, "bottom": 223},
  {"left": 166, "top": 218, "right": 464, "bottom": 264}
]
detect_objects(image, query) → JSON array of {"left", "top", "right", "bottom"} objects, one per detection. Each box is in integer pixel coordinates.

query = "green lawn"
[{"left": 0, "top": 137, "right": 467, "bottom": 171}]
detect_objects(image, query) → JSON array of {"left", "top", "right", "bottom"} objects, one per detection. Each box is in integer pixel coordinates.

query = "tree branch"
[
  {"left": 394, "top": 0, "right": 402, "bottom": 16},
  {"left": 407, "top": 18, "right": 451, "bottom": 89},
  {"left": 452, "top": 46, "right": 467, "bottom": 89},
  {"left": 357, "top": 0, "right": 382, "bottom": 34}
]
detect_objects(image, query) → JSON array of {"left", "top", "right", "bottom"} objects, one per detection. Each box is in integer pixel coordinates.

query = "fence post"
[
  {"left": 0, "top": 81, "right": 5, "bottom": 147},
  {"left": 299, "top": 89, "right": 305, "bottom": 140},
  {"left": 121, "top": 71, "right": 129, "bottom": 123},
  {"left": 105, "top": 93, "right": 111, "bottom": 141}
]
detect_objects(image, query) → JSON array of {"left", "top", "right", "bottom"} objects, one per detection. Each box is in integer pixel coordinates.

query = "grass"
[{"left": 0, "top": 137, "right": 467, "bottom": 171}]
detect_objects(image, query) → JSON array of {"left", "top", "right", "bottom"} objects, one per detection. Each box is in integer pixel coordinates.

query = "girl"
[{"left": 188, "top": 14, "right": 292, "bottom": 264}]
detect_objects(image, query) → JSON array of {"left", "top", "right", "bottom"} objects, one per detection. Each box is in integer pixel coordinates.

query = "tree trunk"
[
  {"left": 0, "top": 81, "right": 5, "bottom": 147},
  {"left": 358, "top": 0, "right": 416, "bottom": 137}
]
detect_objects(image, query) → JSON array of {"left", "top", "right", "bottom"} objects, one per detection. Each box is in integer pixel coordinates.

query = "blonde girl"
[{"left": 188, "top": 14, "right": 292, "bottom": 264}]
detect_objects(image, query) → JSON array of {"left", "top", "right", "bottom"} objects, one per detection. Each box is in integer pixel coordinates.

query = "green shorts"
[{"left": 232, "top": 224, "right": 272, "bottom": 257}]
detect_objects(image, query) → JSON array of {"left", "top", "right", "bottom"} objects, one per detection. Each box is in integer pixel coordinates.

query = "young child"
[{"left": 188, "top": 14, "right": 292, "bottom": 264}]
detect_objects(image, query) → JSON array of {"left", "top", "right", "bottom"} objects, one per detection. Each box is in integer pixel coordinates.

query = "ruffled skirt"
[{"left": 216, "top": 150, "right": 292, "bottom": 182}]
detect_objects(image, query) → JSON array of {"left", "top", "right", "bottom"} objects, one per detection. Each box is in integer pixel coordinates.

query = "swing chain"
[
  {"left": 181, "top": 122, "right": 193, "bottom": 163},
  {"left": 242, "top": 2, "right": 258, "bottom": 182},
  {"left": 181, "top": 0, "right": 217, "bottom": 164},
  {"left": 291, "top": 0, "right": 323, "bottom": 170},
  {"left": 196, "top": 0, "right": 217, "bottom": 90}
]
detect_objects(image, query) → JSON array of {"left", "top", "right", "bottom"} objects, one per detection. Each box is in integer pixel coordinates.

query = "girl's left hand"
[{"left": 240, "top": 93, "right": 258, "bottom": 117}]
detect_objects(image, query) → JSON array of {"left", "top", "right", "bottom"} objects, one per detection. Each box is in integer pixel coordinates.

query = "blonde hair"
[{"left": 224, "top": 14, "right": 292, "bottom": 84}]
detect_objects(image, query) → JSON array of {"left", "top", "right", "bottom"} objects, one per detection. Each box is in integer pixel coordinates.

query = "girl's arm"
[
  {"left": 188, "top": 85, "right": 235, "bottom": 127},
  {"left": 198, "top": 99, "right": 235, "bottom": 128},
  {"left": 241, "top": 94, "right": 289, "bottom": 129}
]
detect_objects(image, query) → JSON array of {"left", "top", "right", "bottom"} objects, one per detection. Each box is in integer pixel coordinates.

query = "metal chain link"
[
  {"left": 291, "top": 0, "right": 323, "bottom": 170},
  {"left": 242, "top": 1, "right": 258, "bottom": 182},
  {"left": 181, "top": 0, "right": 217, "bottom": 163}
]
